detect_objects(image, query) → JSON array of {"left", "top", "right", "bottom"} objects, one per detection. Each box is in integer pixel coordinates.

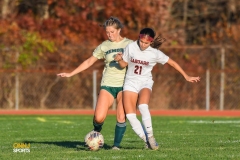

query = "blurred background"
[{"left": 0, "top": 0, "right": 240, "bottom": 110}]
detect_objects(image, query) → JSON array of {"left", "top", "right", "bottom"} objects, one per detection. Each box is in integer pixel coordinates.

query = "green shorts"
[{"left": 100, "top": 86, "right": 123, "bottom": 99}]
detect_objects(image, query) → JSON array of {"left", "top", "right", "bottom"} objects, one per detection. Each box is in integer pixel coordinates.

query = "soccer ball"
[{"left": 84, "top": 131, "right": 104, "bottom": 151}]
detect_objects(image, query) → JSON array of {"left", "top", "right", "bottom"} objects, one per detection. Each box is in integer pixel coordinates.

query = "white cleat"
[
  {"left": 112, "top": 146, "right": 120, "bottom": 150},
  {"left": 148, "top": 136, "right": 159, "bottom": 150}
]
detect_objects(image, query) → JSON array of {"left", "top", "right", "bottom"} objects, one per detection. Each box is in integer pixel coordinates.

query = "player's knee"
[
  {"left": 117, "top": 115, "right": 126, "bottom": 123},
  {"left": 94, "top": 115, "right": 105, "bottom": 124}
]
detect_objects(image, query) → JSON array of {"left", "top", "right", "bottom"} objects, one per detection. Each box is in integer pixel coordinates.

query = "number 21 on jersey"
[{"left": 134, "top": 65, "right": 142, "bottom": 75}]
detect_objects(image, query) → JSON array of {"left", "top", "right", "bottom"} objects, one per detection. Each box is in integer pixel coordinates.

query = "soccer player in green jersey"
[{"left": 57, "top": 17, "right": 133, "bottom": 150}]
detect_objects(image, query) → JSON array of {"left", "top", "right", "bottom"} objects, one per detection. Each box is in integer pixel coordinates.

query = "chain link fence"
[
  {"left": 0, "top": 69, "right": 240, "bottom": 110},
  {"left": 1, "top": 46, "right": 240, "bottom": 110}
]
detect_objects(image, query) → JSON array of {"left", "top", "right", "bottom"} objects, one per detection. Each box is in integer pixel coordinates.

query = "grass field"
[{"left": 1, "top": 115, "right": 240, "bottom": 160}]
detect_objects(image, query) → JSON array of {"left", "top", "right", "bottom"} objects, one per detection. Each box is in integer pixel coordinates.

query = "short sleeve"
[
  {"left": 156, "top": 50, "right": 169, "bottom": 64},
  {"left": 93, "top": 44, "right": 105, "bottom": 59},
  {"left": 122, "top": 44, "right": 130, "bottom": 62}
]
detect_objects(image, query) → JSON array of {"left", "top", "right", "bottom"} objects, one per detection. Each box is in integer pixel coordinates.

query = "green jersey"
[{"left": 93, "top": 38, "right": 133, "bottom": 87}]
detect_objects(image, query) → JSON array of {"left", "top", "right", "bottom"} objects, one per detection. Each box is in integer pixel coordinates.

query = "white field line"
[
  {"left": 36, "top": 117, "right": 72, "bottom": 124},
  {"left": 188, "top": 120, "right": 240, "bottom": 124}
]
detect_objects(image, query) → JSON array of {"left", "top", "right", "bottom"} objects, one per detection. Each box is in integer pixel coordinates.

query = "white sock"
[
  {"left": 138, "top": 104, "right": 153, "bottom": 137},
  {"left": 126, "top": 113, "right": 147, "bottom": 142}
]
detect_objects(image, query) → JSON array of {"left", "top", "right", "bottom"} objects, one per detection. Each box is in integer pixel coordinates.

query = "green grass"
[{"left": 1, "top": 115, "right": 240, "bottom": 160}]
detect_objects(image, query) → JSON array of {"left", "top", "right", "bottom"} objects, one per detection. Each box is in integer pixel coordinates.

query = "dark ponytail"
[{"left": 151, "top": 35, "right": 166, "bottom": 49}]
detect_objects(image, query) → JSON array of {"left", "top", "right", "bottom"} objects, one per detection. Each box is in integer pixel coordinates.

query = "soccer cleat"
[
  {"left": 148, "top": 136, "right": 159, "bottom": 150},
  {"left": 144, "top": 142, "right": 150, "bottom": 149},
  {"left": 112, "top": 146, "right": 120, "bottom": 150}
]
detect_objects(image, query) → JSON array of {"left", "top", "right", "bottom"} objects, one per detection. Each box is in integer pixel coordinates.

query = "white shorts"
[{"left": 123, "top": 78, "right": 154, "bottom": 93}]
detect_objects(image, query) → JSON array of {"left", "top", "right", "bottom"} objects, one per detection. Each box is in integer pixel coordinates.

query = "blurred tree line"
[
  {"left": 0, "top": 0, "right": 240, "bottom": 109},
  {"left": 0, "top": 0, "right": 240, "bottom": 71}
]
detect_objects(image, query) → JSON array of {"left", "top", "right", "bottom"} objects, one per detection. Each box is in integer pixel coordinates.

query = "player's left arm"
[{"left": 166, "top": 58, "right": 200, "bottom": 83}]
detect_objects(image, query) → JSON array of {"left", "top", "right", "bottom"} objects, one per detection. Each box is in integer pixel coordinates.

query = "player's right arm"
[
  {"left": 115, "top": 53, "right": 128, "bottom": 68},
  {"left": 57, "top": 56, "right": 98, "bottom": 77}
]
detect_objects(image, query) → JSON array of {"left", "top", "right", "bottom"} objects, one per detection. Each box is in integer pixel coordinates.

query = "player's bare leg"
[
  {"left": 93, "top": 89, "right": 114, "bottom": 132},
  {"left": 116, "top": 91, "right": 125, "bottom": 123},
  {"left": 138, "top": 88, "right": 151, "bottom": 104},
  {"left": 123, "top": 91, "right": 138, "bottom": 114}
]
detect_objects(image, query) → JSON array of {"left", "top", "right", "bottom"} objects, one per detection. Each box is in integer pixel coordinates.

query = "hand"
[
  {"left": 114, "top": 53, "right": 123, "bottom": 62},
  {"left": 185, "top": 76, "right": 201, "bottom": 83},
  {"left": 57, "top": 73, "right": 72, "bottom": 77}
]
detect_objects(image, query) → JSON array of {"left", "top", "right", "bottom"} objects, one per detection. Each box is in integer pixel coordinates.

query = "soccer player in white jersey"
[
  {"left": 57, "top": 17, "right": 133, "bottom": 150},
  {"left": 115, "top": 28, "right": 200, "bottom": 150}
]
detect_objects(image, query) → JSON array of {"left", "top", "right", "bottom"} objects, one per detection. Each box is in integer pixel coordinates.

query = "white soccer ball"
[{"left": 84, "top": 131, "right": 104, "bottom": 151}]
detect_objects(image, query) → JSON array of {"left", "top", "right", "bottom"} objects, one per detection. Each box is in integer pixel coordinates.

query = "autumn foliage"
[
  {"left": 1, "top": 0, "right": 240, "bottom": 71},
  {"left": 0, "top": 0, "right": 172, "bottom": 71},
  {"left": 1, "top": 0, "right": 240, "bottom": 109}
]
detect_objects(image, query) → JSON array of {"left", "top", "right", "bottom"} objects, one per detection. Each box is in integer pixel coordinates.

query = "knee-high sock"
[
  {"left": 113, "top": 122, "right": 126, "bottom": 147},
  {"left": 126, "top": 113, "right": 147, "bottom": 142},
  {"left": 93, "top": 119, "right": 104, "bottom": 132},
  {"left": 138, "top": 104, "right": 153, "bottom": 137}
]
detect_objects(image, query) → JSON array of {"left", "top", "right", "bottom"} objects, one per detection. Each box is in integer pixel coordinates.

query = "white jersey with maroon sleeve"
[{"left": 122, "top": 41, "right": 169, "bottom": 82}]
